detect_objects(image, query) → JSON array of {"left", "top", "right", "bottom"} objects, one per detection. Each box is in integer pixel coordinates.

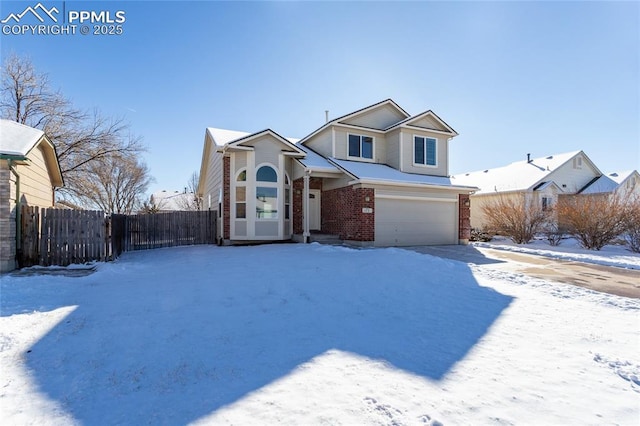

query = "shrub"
[
  {"left": 556, "top": 194, "right": 631, "bottom": 250},
  {"left": 623, "top": 198, "right": 640, "bottom": 253},
  {"left": 543, "top": 221, "right": 565, "bottom": 246},
  {"left": 481, "top": 195, "right": 551, "bottom": 244},
  {"left": 470, "top": 228, "right": 493, "bottom": 242}
]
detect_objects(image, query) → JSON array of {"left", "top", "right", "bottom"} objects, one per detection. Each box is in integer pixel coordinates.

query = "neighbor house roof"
[
  {"left": 330, "top": 158, "right": 478, "bottom": 191},
  {"left": 150, "top": 190, "right": 195, "bottom": 211},
  {"left": 580, "top": 170, "right": 638, "bottom": 194},
  {"left": 452, "top": 151, "right": 591, "bottom": 195},
  {"left": 1, "top": 119, "right": 46, "bottom": 156},
  {"left": 0, "top": 119, "right": 63, "bottom": 187}
]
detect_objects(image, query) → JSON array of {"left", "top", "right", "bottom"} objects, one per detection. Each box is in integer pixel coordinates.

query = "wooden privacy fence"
[
  {"left": 19, "top": 206, "right": 217, "bottom": 268},
  {"left": 111, "top": 210, "right": 217, "bottom": 253}
]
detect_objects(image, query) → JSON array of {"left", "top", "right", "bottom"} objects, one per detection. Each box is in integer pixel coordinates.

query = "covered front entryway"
[{"left": 375, "top": 195, "right": 458, "bottom": 246}]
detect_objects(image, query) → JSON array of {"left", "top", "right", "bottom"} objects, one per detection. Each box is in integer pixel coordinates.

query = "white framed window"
[
  {"left": 573, "top": 156, "right": 583, "bottom": 170},
  {"left": 256, "top": 165, "right": 278, "bottom": 219},
  {"left": 348, "top": 134, "right": 374, "bottom": 160},
  {"left": 414, "top": 136, "right": 437, "bottom": 167},
  {"left": 284, "top": 173, "right": 291, "bottom": 220},
  {"left": 542, "top": 196, "right": 552, "bottom": 211},
  {"left": 235, "top": 169, "right": 247, "bottom": 219}
]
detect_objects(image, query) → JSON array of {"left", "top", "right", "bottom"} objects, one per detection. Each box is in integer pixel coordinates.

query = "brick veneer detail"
[
  {"left": 322, "top": 186, "right": 374, "bottom": 241},
  {"left": 458, "top": 193, "right": 471, "bottom": 240},
  {"left": 223, "top": 156, "right": 230, "bottom": 239}
]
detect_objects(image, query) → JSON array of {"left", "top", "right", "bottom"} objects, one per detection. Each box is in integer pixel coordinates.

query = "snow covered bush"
[
  {"left": 556, "top": 194, "right": 631, "bottom": 250},
  {"left": 481, "top": 195, "right": 551, "bottom": 244}
]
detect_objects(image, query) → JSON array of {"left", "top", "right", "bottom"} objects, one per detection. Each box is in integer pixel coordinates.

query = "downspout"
[
  {"left": 8, "top": 160, "right": 21, "bottom": 257},
  {"left": 303, "top": 169, "right": 311, "bottom": 243}
]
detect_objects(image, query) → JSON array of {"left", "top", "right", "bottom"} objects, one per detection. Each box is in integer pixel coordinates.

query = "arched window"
[
  {"left": 256, "top": 165, "right": 278, "bottom": 219},
  {"left": 235, "top": 169, "right": 247, "bottom": 219},
  {"left": 257, "top": 165, "right": 277, "bottom": 182}
]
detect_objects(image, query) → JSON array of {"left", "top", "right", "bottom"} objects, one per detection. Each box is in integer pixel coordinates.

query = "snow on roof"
[
  {"left": 151, "top": 190, "right": 195, "bottom": 211},
  {"left": 452, "top": 151, "right": 581, "bottom": 195},
  {"left": 206, "top": 128, "right": 251, "bottom": 147},
  {"left": 0, "top": 119, "right": 45, "bottom": 156},
  {"left": 606, "top": 170, "right": 635, "bottom": 185},
  {"left": 206, "top": 127, "right": 338, "bottom": 172},
  {"left": 296, "top": 144, "right": 339, "bottom": 171},
  {"left": 580, "top": 171, "right": 637, "bottom": 194},
  {"left": 207, "top": 127, "right": 301, "bottom": 147},
  {"left": 331, "top": 158, "right": 476, "bottom": 189},
  {"left": 580, "top": 175, "right": 618, "bottom": 194}
]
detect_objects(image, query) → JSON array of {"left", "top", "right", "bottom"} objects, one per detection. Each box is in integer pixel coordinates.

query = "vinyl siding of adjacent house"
[
  {"left": 400, "top": 129, "right": 448, "bottom": 177},
  {"left": 13, "top": 145, "right": 55, "bottom": 208},
  {"left": 544, "top": 154, "right": 601, "bottom": 193},
  {"left": 340, "top": 103, "right": 407, "bottom": 129}
]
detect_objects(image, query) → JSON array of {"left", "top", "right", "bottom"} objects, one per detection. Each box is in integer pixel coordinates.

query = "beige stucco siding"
[
  {"left": 385, "top": 128, "right": 400, "bottom": 169},
  {"left": 400, "top": 129, "right": 448, "bottom": 176},
  {"left": 406, "top": 116, "right": 448, "bottom": 132},
  {"left": 303, "top": 128, "right": 333, "bottom": 158},
  {"left": 341, "top": 103, "right": 407, "bottom": 129},
  {"left": 334, "top": 127, "right": 386, "bottom": 164},
  {"left": 203, "top": 150, "right": 223, "bottom": 209}
]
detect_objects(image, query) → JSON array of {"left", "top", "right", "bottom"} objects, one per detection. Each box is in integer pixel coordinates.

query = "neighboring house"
[
  {"left": 452, "top": 151, "right": 602, "bottom": 230},
  {"left": 198, "top": 99, "right": 478, "bottom": 247},
  {"left": 149, "top": 190, "right": 198, "bottom": 212},
  {"left": 579, "top": 170, "right": 640, "bottom": 200},
  {"left": 0, "top": 119, "right": 63, "bottom": 272}
]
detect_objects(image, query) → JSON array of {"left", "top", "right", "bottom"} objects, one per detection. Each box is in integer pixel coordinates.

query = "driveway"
[{"left": 405, "top": 245, "right": 640, "bottom": 299}]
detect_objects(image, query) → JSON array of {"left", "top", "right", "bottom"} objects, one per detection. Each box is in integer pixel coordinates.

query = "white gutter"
[{"left": 348, "top": 178, "right": 479, "bottom": 193}]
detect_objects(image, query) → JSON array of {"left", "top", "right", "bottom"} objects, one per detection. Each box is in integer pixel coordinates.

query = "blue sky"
[{"left": 1, "top": 0, "right": 638, "bottom": 196}]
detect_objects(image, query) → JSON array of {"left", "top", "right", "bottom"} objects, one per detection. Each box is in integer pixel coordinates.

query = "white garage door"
[{"left": 375, "top": 197, "right": 458, "bottom": 246}]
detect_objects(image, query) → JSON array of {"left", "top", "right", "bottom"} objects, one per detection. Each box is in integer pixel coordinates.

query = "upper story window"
[
  {"left": 348, "top": 134, "right": 373, "bottom": 159},
  {"left": 573, "top": 156, "right": 582, "bottom": 170},
  {"left": 414, "top": 136, "right": 437, "bottom": 166},
  {"left": 257, "top": 165, "right": 277, "bottom": 182}
]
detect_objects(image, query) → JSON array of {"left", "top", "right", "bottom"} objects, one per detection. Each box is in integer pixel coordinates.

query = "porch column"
[{"left": 303, "top": 172, "right": 310, "bottom": 243}]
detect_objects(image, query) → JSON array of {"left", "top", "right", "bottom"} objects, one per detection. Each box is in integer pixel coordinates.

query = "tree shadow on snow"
[{"left": 22, "top": 244, "right": 512, "bottom": 424}]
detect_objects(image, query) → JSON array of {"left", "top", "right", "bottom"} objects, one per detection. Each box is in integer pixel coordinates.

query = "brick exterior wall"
[
  {"left": 292, "top": 177, "right": 322, "bottom": 235},
  {"left": 322, "top": 185, "right": 375, "bottom": 241},
  {"left": 0, "top": 161, "right": 16, "bottom": 272},
  {"left": 458, "top": 193, "right": 471, "bottom": 241},
  {"left": 223, "top": 156, "right": 230, "bottom": 239}
]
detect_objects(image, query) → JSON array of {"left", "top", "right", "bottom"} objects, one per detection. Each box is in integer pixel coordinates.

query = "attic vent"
[
  {"left": 465, "top": 173, "right": 470, "bottom": 176},
  {"left": 609, "top": 172, "right": 618, "bottom": 177},
  {"left": 483, "top": 170, "right": 489, "bottom": 173},
  {"left": 546, "top": 156, "right": 553, "bottom": 160}
]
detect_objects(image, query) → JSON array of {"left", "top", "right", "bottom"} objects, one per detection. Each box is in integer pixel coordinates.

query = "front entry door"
[{"left": 309, "top": 190, "right": 321, "bottom": 230}]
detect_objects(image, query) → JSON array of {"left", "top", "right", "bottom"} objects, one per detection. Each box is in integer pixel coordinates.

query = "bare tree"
[
  {"left": 481, "top": 194, "right": 551, "bottom": 244},
  {"left": 176, "top": 171, "right": 203, "bottom": 211},
  {"left": 73, "top": 153, "right": 153, "bottom": 214},
  {"left": 556, "top": 194, "right": 631, "bottom": 250},
  {"left": 1, "top": 54, "right": 147, "bottom": 202}
]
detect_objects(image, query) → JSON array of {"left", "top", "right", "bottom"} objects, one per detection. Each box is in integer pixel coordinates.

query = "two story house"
[{"left": 198, "top": 99, "right": 478, "bottom": 246}]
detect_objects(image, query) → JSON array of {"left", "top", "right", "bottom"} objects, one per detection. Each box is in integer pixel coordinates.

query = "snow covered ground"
[
  {"left": 474, "top": 236, "right": 640, "bottom": 270},
  {"left": 1, "top": 244, "right": 638, "bottom": 425}
]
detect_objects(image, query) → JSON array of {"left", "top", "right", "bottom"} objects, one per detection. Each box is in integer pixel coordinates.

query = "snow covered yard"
[
  {"left": 1, "top": 244, "right": 638, "bottom": 425},
  {"left": 474, "top": 237, "right": 640, "bottom": 270}
]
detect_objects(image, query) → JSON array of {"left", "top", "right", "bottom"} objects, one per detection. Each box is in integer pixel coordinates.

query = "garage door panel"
[{"left": 375, "top": 198, "right": 457, "bottom": 246}]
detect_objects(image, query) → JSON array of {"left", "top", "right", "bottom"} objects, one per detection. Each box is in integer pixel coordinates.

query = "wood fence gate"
[{"left": 19, "top": 207, "right": 217, "bottom": 268}]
